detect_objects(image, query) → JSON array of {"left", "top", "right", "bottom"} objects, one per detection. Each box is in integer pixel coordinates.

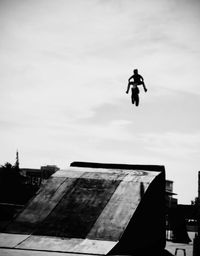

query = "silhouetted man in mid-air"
[{"left": 126, "top": 69, "right": 147, "bottom": 106}]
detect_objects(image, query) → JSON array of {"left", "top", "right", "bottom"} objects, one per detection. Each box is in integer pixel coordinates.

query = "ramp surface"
[{"left": 0, "top": 164, "right": 165, "bottom": 255}]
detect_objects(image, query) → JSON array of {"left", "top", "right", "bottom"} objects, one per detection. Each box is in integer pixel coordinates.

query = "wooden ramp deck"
[{"left": 0, "top": 162, "right": 166, "bottom": 256}]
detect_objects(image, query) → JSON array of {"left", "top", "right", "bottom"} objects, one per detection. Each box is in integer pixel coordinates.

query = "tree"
[{"left": 0, "top": 162, "right": 25, "bottom": 204}]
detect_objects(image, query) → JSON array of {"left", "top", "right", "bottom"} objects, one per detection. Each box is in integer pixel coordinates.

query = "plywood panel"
[
  {"left": 87, "top": 172, "right": 156, "bottom": 241},
  {"left": 17, "top": 236, "right": 83, "bottom": 252},
  {"left": 52, "top": 169, "right": 85, "bottom": 178},
  {"left": 16, "top": 236, "right": 117, "bottom": 255},
  {"left": 5, "top": 177, "right": 79, "bottom": 233},
  {"left": 0, "top": 248, "right": 100, "bottom": 256},
  {"left": 53, "top": 167, "right": 126, "bottom": 180},
  {"left": 73, "top": 238, "right": 117, "bottom": 254},
  {"left": 34, "top": 172, "right": 121, "bottom": 238},
  {"left": 0, "top": 233, "right": 29, "bottom": 248}
]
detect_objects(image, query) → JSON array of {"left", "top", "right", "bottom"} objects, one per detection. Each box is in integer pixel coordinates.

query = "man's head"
[{"left": 133, "top": 69, "right": 138, "bottom": 74}]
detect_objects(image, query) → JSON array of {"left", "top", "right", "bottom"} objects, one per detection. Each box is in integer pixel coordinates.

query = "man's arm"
[
  {"left": 128, "top": 75, "right": 134, "bottom": 82},
  {"left": 139, "top": 74, "right": 144, "bottom": 82},
  {"left": 126, "top": 75, "right": 133, "bottom": 93},
  {"left": 142, "top": 82, "right": 147, "bottom": 92},
  {"left": 139, "top": 75, "right": 147, "bottom": 92},
  {"left": 126, "top": 82, "right": 131, "bottom": 94}
]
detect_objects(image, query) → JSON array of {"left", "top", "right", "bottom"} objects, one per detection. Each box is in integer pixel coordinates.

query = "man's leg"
[
  {"left": 131, "top": 93, "right": 135, "bottom": 104},
  {"left": 131, "top": 88, "right": 135, "bottom": 104},
  {"left": 135, "top": 94, "right": 139, "bottom": 106}
]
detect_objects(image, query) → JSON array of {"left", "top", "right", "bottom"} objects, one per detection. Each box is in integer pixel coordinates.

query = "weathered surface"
[
  {"left": 5, "top": 177, "right": 78, "bottom": 234},
  {"left": 0, "top": 163, "right": 166, "bottom": 255},
  {"left": 87, "top": 172, "right": 155, "bottom": 241},
  {"left": 0, "top": 233, "right": 30, "bottom": 248},
  {"left": 0, "top": 247, "right": 100, "bottom": 256},
  {"left": 17, "top": 235, "right": 116, "bottom": 254},
  {"left": 34, "top": 172, "right": 122, "bottom": 238}
]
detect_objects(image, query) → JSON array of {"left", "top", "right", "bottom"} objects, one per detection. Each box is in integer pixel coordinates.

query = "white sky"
[{"left": 0, "top": 0, "right": 200, "bottom": 204}]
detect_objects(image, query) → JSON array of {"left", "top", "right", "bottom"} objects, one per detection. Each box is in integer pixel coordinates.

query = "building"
[
  {"left": 165, "top": 180, "right": 178, "bottom": 208},
  {"left": 40, "top": 165, "right": 60, "bottom": 179},
  {"left": 21, "top": 165, "right": 59, "bottom": 186}
]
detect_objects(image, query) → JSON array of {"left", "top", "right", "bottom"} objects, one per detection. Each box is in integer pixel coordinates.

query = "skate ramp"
[{"left": 0, "top": 162, "right": 166, "bottom": 255}]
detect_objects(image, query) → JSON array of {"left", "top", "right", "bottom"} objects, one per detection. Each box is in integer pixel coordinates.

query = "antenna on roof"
[{"left": 15, "top": 149, "right": 19, "bottom": 170}]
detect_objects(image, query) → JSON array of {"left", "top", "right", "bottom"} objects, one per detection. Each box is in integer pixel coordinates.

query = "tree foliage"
[{"left": 0, "top": 162, "right": 37, "bottom": 204}]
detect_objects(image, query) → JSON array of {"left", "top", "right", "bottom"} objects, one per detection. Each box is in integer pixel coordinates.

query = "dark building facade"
[
  {"left": 165, "top": 180, "right": 177, "bottom": 208},
  {"left": 21, "top": 165, "right": 59, "bottom": 186}
]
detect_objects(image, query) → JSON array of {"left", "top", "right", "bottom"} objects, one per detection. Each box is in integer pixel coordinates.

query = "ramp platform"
[{"left": 0, "top": 162, "right": 166, "bottom": 256}]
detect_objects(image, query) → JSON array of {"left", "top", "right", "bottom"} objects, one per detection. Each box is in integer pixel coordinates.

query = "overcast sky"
[{"left": 0, "top": 0, "right": 200, "bottom": 203}]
